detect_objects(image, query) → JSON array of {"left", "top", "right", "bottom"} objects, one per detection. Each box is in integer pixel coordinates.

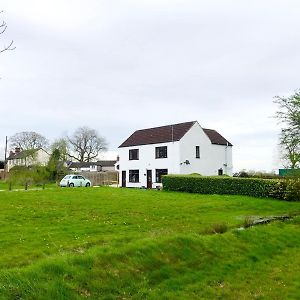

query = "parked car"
[{"left": 60, "top": 174, "right": 92, "bottom": 187}]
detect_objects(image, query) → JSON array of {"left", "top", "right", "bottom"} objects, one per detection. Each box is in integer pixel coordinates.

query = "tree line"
[
  {"left": 5, "top": 127, "right": 108, "bottom": 184},
  {"left": 8, "top": 126, "right": 108, "bottom": 163}
]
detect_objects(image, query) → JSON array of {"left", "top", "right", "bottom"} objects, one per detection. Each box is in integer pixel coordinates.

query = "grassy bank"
[{"left": 0, "top": 187, "right": 300, "bottom": 299}]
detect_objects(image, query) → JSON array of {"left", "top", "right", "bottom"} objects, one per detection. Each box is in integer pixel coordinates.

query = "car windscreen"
[{"left": 64, "top": 175, "right": 72, "bottom": 179}]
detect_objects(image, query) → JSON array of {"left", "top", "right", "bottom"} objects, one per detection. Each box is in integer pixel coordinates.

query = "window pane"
[
  {"left": 129, "top": 149, "right": 139, "bottom": 160},
  {"left": 155, "top": 169, "right": 168, "bottom": 183},
  {"left": 129, "top": 169, "right": 139, "bottom": 182},
  {"left": 196, "top": 146, "right": 200, "bottom": 158},
  {"left": 155, "top": 146, "right": 167, "bottom": 158}
]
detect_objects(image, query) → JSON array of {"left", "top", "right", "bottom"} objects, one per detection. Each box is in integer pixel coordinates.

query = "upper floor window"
[
  {"left": 196, "top": 146, "right": 200, "bottom": 158},
  {"left": 129, "top": 149, "right": 139, "bottom": 160},
  {"left": 129, "top": 169, "right": 139, "bottom": 182},
  {"left": 155, "top": 146, "right": 167, "bottom": 159}
]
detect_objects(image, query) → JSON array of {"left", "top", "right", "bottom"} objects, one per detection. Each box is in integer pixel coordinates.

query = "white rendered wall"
[
  {"left": 179, "top": 122, "right": 233, "bottom": 176},
  {"left": 118, "top": 141, "right": 180, "bottom": 188},
  {"left": 36, "top": 150, "right": 50, "bottom": 165}
]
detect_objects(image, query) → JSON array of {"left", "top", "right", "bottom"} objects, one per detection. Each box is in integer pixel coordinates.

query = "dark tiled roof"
[
  {"left": 69, "top": 160, "right": 117, "bottom": 168},
  {"left": 203, "top": 128, "right": 232, "bottom": 146},
  {"left": 119, "top": 121, "right": 196, "bottom": 148},
  {"left": 98, "top": 160, "right": 117, "bottom": 167},
  {"left": 7, "top": 149, "right": 39, "bottom": 160},
  {"left": 69, "top": 162, "right": 101, "bottom": 168},
  {"left": 119, "top": 121, "right": 232, "bottom": 148}
]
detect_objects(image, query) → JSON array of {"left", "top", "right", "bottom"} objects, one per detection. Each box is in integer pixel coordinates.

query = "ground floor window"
[
  {"left": 129, "top": 169, "right": 139, "bottom": 182},
  {"left": 155, "top": 169, "right": 168, "bottom": 183}
]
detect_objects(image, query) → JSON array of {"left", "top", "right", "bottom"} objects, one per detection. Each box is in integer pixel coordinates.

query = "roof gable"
[
  {"left": 203, "top": 128, "right": 232, "bottom": 146},
  {"left": 119, "top": 121, "right": 196, "bottom": 148}
]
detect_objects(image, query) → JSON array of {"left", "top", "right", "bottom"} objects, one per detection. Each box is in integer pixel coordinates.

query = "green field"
[{"left": 1, "top": 187, "right": 300, "bottom": 299}]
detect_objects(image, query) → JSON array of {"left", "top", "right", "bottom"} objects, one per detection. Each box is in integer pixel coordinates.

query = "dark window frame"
[
  {"left": 129, "top": 169, "right": 139, "bottom": 183},
  {"left": 196, "top": 146, "right": 200, "bottom": 158},
  {"left": 155, "top": 169, "right": 168, "bottom": 183},
  {"left": 129, "top": 149, "right": 139, "bottom": 160},
  {"left": 155, "top": 146, "right": 167, "bottom": 159}
]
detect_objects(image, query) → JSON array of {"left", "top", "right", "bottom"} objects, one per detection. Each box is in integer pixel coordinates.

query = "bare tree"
[
  {"left": 10, "top": 131, "right": 48, "bottom": 150},
  {"left": 68, "top": 127, "right": 107, "bottom": 162},
  {"left": 0, "top": 11, "right": 15, "bottom": 54}
]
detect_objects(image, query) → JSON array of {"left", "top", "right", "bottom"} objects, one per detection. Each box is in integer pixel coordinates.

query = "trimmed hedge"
[{"left": 162, "top": 175, "right": 300, "bottom": 201}]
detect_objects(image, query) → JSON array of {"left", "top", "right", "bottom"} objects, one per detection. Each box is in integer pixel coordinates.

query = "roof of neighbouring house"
[
  {"left": 69, "top": 160, "right": 117, "bottom": 168},
  {"left": 118, "top": 121, "right": 232, "bottom": 147},
  {"left": 7, "top": 148, "right": 40, "bottom": 160},
  {"left": 69, "top": 162, "right": 101, "bottom": 168},
  {"left": 98, "top": 160, "right": 117, "bottom": 167}
]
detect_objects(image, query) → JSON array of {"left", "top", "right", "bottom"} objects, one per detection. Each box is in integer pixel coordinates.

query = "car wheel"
[
  {"left": 69, "top": 183, "right": 74, "bottom": 187},
  {"left": 86, "top": 182, "right": 90, "bottom": 187}
]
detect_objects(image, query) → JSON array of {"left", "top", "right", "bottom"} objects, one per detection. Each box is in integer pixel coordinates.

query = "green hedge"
[{"left": 162, "top": 175, "right": 300, "bottom": 201}]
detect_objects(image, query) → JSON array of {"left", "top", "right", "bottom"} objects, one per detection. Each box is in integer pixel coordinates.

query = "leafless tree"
[
  {"left": 68, "top": 127, "right": 107, "bottom": 162},
  {"left": 9, "top": 131, "right": 48, "bottom": 151},
  {"left": 0, "top": 11, "right": 15, "bottom": 54}
]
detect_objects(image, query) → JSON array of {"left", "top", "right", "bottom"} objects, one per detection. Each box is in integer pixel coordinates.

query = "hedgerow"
[{"left": 162, "top": 175, "right": 300, "bottom": 201}]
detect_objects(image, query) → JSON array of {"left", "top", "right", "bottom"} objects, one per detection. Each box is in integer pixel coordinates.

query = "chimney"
[{"left": 15, "top": 147, "right": 21, "bottom": 154}]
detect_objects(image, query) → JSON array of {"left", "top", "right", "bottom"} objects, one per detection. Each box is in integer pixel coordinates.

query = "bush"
[
  {"left": 163, "top": 175, "right": 300, "bottom": 201},
  {"left": 162, "top": 175, "right": 279, "bottom": 198},
  {"left": 284, "top": 179, "right": 300, "bottom": 201},
  {"left": 268, "top": 180, "right": 288, "bottom": 200},
  {"left": 8, "top": 165, "right": 50, "bottom": 186}
]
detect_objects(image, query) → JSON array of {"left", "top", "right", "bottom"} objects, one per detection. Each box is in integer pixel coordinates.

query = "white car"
[{"left": 60, "top": 174, "right": 92, "bottom": 187}]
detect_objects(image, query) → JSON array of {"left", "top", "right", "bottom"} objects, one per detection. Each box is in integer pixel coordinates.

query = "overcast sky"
[{"left": 1, "top": 0, "right": 299, "bottom": 172}]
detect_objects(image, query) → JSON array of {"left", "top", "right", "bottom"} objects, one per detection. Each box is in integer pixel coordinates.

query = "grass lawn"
[
  {"left": 0, "top": 181, "right": 57, "bottom": 191},
  {"left": 0, "top": 187, "right": 300, "bottom": 299}
]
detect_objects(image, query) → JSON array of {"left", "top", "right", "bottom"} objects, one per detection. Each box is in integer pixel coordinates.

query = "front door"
[
  {"left": 147, "top": 170, "right": 152, "bottom": 189},
  {"left": 122, "top": 171, "right": 126, "bottom": 187}
]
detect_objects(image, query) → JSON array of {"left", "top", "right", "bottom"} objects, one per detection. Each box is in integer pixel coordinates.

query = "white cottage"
[
  {"left": 6, "top": 148, "right": 50, "bottom": 172},
  {"left": 118, "top": 121, "right": 233, "bottom": 188}
]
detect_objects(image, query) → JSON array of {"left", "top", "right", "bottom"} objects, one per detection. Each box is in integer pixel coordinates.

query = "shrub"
[
  {"left": 162, "top": 175, "right": 278, "bottom": 198},
  {"left": 284, "top": 179, "right": 300, "bottom": 201},
  {"left": 162, "top": 175, "right": 300, "bottom": 201},
  {"left": 268, "top": 180, "right": 288, "bottom": 200},
  {"left": 8, "top": 165, "right": 50, "bottom": 186}
]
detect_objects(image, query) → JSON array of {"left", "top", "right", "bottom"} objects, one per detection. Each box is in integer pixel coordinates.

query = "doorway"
[
  {"left": 147, "top": 170, "right": 152, "bottom": 189},
  {"left": 121, "top": 171, "right": 126, "bottom": 187}
]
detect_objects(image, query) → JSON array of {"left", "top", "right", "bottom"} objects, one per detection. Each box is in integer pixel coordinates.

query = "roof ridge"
[
  {"left": 119, "top": 121, "right": 197, "bottom": 148},
  {"left": 134, "top": 121, "right": 196, "bottom": 132}
]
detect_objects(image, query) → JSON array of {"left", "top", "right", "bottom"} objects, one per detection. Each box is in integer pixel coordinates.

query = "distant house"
[
  {"left": 6, "top": 148, "right": 50, "bottom": 172},
  {"left": 68, "top": 160, "right": 117, "bottom": 172},
  {"left": 118, "top": 121, "right": 233, "bottom": 188}
]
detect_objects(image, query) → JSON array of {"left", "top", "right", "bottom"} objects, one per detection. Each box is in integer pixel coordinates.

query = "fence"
[{"left": 80, "top": 171, "right": 119, "bottom": 186}]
